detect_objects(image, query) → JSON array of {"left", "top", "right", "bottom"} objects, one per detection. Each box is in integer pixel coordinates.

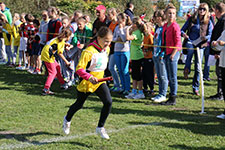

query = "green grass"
[{"left": 0, "top": 64, "right": 225, "bottom": 150}]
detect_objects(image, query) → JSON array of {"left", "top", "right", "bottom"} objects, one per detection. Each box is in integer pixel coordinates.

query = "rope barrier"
[{"left": 35, "top": 31, "right": 198, "bottom": 50}]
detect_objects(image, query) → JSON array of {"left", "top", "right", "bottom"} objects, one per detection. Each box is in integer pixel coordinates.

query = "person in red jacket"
[
  {"left": 46, "top": 7, "right": 62, "bottom": 42},
  {"left": 160, "top": 4, "right": 182, "bottom": 105}
]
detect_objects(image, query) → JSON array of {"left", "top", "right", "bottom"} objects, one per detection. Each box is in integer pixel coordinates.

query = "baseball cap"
[{"left": 96, "top": 5, "right": 106, "bottom": 11}]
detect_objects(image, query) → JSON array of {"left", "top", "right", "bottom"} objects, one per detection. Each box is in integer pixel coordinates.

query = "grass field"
[{"left": 0, "top": 62, "right": 225, "bottom": 150}]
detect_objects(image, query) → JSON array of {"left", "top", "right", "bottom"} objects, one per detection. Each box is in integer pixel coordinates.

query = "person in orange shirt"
[{"left": 142, "top": 22, "right": 154, "bottom": 96}]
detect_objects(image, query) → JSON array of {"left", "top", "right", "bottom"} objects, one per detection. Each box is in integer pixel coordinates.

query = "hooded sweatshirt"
[{"left": 2, "top": 7, "right": 12, "bottom": 25}]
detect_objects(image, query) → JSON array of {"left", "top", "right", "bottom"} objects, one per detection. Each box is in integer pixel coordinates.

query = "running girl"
[
  {"left": 41, "top": 28, "right": 72, "bottom": 95},
  {"left": 63, "top": 27, "right": 113, "bottom": 139}
]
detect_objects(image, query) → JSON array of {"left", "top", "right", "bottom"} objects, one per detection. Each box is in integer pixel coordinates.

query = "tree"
[
  {"left": 170, "top": 0, "right": 180, "bottom": 12},
  {"left": 157, "top": 0, "right": 180, "bottom": 13},
  {"left": 157, "top": 0, "right": 167, "bottom": 10},
  {"left": 200, "top": 0, "right": 221, "bottom": 8}
]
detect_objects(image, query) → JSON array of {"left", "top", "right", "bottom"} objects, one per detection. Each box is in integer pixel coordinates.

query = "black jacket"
[
  {"left": 124, "top": 8, "right": 134, "bottom": 21},
  {"left": 210, "top": 13, "right": 225, "bottom": 55}
]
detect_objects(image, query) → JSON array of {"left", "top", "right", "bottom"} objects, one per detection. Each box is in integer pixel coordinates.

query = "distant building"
[
  {"left": 178, "top": 0, "right": 200, "bottom": 17},
  {"left": 151, "top": 0, "right": 200, "bottom": 17}
]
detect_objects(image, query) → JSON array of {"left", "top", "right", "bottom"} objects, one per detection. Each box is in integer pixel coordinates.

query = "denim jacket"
[
  {"left": 153, "top": 26, "right": 164, "bottom": 58},
  {"left": 181, "top": 17, "right": 213, "bottom": 43}
]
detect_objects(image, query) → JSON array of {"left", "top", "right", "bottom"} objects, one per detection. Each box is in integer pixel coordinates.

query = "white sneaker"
[
  {"left": 125, "top": 92, "right": 135, "bottom": 99},
  {"left": 16, "top": 66, "right": 22, "bottom": 70},
  {"left": 63, "top": 116, "right": 71, "bottom": 135},
  {"left": 96, "top": 127, "right": 109, "bottom": 139},
  {"left": 67, "top": 81, "right": 72, "bottom": 87},
  {"left": 0, "top": 61, "right": 7, "bottom": 65},
  {"left": 151, "top": 95, "right": 160, "bottom": 101},
  {"left": 216, "top": 114, "right": 225, "bottom": 119},
  {"left": 133, "top": 93, "right": 145, "bottom": 99},
  {"left": 154, "top": 95, "right": 167, "bottom": 103},
  {"left": 61, "top": 83, "right": 69, "bottom": 90},
  {"left": 27, "top": 69, "right": 34, "bottom": 74}
]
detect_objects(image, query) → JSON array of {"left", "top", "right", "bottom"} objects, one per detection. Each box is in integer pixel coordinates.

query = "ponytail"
[
  {"left": 132, "top": 17, "right": 148, "bottom": 36},
  {"left": 117, "top": 13, "right": 132, "bottom": 26}
]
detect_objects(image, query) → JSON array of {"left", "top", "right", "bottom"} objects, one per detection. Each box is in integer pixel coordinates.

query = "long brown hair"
[
  {"left": 155, "top": 10, "right": 166, "bottom": 22},
  {"left": 191, "top": 3, "right": 210, "bottom": 24},
  {"left": 57, "top": 28, "right": 72, "bottom": 41},
  {"left": 117, "top": 13, "right": 132, "bottom": 26},
  {"left": 198, "top": 3, "right": 210, "bottom": 24}
]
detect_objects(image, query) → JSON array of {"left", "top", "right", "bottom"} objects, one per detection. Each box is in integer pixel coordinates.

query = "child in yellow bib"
[
  {"left": 0, "top": 13, "right": 13, "bottom": 65},
  {"left": 63, "top": 27, "right": 113, "bottom": 139},
  {"left": 12, "top": 13, "right": 22, "bottom": 65}
]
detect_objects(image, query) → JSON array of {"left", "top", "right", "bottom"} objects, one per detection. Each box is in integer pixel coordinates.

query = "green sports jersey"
[{"left": 130, "top": 29, "right": 144, "bottom": 60}]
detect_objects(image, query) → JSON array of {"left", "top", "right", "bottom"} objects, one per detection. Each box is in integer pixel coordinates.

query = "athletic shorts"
[
  {"left": 131, "top": 59, "right": 144, "bottom": 81},
  {"left": 32, "top": 42, "right": 41, "bottom": 55}
]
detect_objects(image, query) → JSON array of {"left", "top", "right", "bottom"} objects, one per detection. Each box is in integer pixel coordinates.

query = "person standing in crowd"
[
  {"left": 186, "top": 10, "right": 191, "bottom": 20},
  {"left": 41, "top": 28, "right": 72, "bottom": 95},
  {"left": 125, "top": 17, "right": 147, "bottom": 99},
  {"left": 83, "top": 15, "right": 92, "bottom": 30},
  {"left": 211, "top": 30, "right": 225, "bottom": 119},
  {"left": 113, "top": 13, "right": 132, "bottom": 95},
  {"left": 0, "top": 21, "right": 6, "bottom": 64},
  {"left": 16, "top": 13, "right": 27, "bottom": 70},
  {"left": 59, "top": 16, "right": 75, "bottom": 84},
  {"left": 208, "top": 2, "right": 225, "bottom": 101},
  {"left": 12, "top": 13, "right": 22, "bottom": 67},
  {"left": 63, "top": 27, "right": 113, "bottom": 139},
  {"left": 31, "top": 19, "right": 41, "bottom": 74},
  {"left": 38, "top": 10, "right": 49, "bottom": 73},
  {"left": 124, "top": 2, "right": 134, "bottom": 21},
  {"left": 70, "top": 16, "right": 92, "bottom": 83},
  {"left": 160, "top": 4, "right": 182, "bottom": 105},
  {"left": 46, "top": 7, "right": 62, "bottom": 42},
  {"left": 107, "top": 8, "right": 121, "bottom": 92},
  {"left": 70, "top": 10, "right": 83, "bottom": 34},
  {"left": 92, "top": 5, "right": 108, "bottom": 36},
  {"left": 0, "top": 1, "right": 12, "bottom": 64},
  {"left": 181, "top": 3, "right": 213, "bottom": 96},
  {"left": 151, "top": 10, "right": 167, "bottom": 103},
  {"left": 0, "top": 2, "right": 12, "bottom": 25},
  {"left": 25, "top": 14, "right": 35, "bottom": 72},
  {"left": 0, "top": 13, "right": 13, "bottom": 66},
  {"left": 142, "top": 22, "right": 155, "bottom": 96}
]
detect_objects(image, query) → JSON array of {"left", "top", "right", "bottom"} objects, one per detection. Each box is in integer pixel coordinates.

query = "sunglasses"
[{"left": 199, "top": 8, "right": 206, "bottom": 11}]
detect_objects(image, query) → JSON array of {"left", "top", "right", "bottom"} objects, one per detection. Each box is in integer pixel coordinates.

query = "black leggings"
[
  {"left": 143, "top": 58, "right": 154, "bottom": 91},
  {"left": 66, "top": 83, "right": 112, "bottom": 127}
]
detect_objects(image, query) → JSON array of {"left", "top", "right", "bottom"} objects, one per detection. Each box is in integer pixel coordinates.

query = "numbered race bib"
[{"left": 87, "top": 50, "right": 108, "bottom": 72}]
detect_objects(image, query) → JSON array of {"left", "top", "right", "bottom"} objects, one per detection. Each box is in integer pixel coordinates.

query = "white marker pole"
[{"left": 196, "top": 47, "right": 205, "bottom": 114}]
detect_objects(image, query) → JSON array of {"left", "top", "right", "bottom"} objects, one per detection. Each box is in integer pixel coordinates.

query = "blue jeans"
[
  {"left": 5, "top": 45, "right": 12, "bottom": 64},
  {"left": 153, "top": 56, "right": 168, "bottom": 96},
  {"left": 184, "top": 42, "right": 204, "bottom": 91},
  {"left": 0, "top": 38, "right": 5, "bottom": 60},
  {"left": 203, "top": 46, "right": 210, "bottom": 79},
  {"left": 114, "top": 51, "right": 130, "bottom": 91},
  {"left": 164, "top": 51, "right": 179, "bottom": 96},
  {"left": 13, "top": 46, "right": 19, "bottom": 64},
  {"left": 108, "top": 54, "right": 120, "bottom": 88}
]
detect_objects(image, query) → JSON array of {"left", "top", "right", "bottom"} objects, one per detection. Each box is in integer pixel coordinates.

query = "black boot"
[{"left": 160, "top": 95, "right": 176, "bottom": 105}]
